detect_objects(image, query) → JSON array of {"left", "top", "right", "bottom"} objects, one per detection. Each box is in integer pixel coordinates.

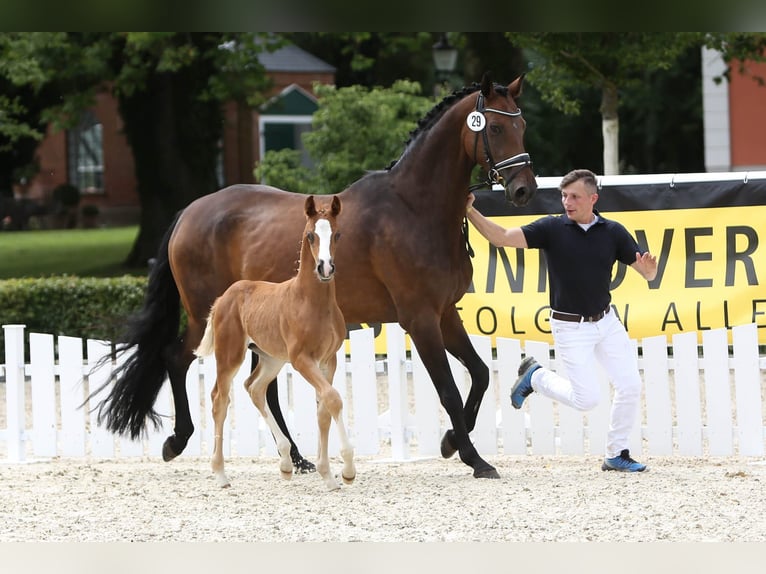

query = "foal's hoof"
[
  {"left": 293, "top": 456, "right": 316, "bottom": 474},
  {"left": 341, "top": 473, "right": 356, "bottom": 485},
  {"left": 474, "top": 467, "right": 501, "bottom": 479},
  {"left": 162, "top": 438, "right": 180, "bottom": 462},
  {"left": 440, "top": 431, "right": 457, "bottom": 459}
]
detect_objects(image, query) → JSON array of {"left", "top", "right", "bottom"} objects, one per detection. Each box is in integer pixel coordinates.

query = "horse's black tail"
[{"left": 93, "top": 212, "right": 183, "bottom": 439}]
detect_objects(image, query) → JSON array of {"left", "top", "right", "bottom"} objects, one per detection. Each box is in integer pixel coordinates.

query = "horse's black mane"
[{"left": 386, "top": 82, "right": 510, "bottom": 170}]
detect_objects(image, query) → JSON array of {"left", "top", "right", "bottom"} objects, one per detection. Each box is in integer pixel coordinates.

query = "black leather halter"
[{"left": 469, "top": 92, "right": 533, "bottom": 192}]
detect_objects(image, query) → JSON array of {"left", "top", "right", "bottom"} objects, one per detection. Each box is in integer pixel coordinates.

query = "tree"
[
  {"left": 506, "top": 33, "right": 701, "bottom": 175},
  {"left": 255, "top": 80, "right": 433, "bottom": 194},
  {"left": 506, "top": 32, "right": 766, "bottom": 175},
  {"left": 0, "top": 32, "right": 276, "bottom": 265}
]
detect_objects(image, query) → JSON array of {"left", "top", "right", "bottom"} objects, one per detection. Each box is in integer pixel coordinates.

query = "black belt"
[{"left": 551, "top": 305, "right": 610, "bottom": 323}]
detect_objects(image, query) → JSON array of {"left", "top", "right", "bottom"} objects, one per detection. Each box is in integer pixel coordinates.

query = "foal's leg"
[
  {"left": 320, "top": 356, "right": 355, "bottom": 485},
  {"left": 210, "top": 360, "right": 240, "bottom": 488},
  {"left": 245, "top": 355, "right": 293, "bottom": 480},
  {"left": 294, "top": 356, "right": 354, "bottom": 491}
]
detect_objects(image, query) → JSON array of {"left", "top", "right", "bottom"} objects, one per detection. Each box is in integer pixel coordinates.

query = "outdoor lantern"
[{"left": 432, "top": 33, "right": 458, "bottom": 78}]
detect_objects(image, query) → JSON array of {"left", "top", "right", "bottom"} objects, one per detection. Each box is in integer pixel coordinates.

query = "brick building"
[
  {"left": 19, "top": 43, "right": 335, "bottom": 226},
  {"left": 702, "top": 47, "right": 766, "bottom": 172}
]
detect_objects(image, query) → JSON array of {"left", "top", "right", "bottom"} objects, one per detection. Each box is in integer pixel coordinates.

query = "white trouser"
[{"left": 529, "top": 309, "right": 642, "bottom": 458}]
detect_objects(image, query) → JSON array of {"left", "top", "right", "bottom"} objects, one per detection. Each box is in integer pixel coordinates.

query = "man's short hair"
[{"left": 559, "top": 169, "right": 598, "bottom": 193}]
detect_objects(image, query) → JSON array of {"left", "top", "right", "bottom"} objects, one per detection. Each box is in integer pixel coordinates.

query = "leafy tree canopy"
[{"left": 256, "top": 80, "right": 433, "bottom": 194}]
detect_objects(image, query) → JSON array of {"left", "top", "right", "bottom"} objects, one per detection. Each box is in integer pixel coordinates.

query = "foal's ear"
[
  {"left": 480, "top": 72, "right": 493, "bottom": 97},
  {"left": 304, "top": 195, "right": 317, "bottom": 217},
  {"left": 331, "top": 195, "right": 341, "bottom": 217}
]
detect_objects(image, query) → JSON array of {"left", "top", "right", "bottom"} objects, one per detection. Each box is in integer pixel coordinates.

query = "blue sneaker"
[
  {"left": 602, "top": 449, "right": 647, "bottom": 472},
  {"left": 511, "top": 356, "right": 540, "bottom": 409}
]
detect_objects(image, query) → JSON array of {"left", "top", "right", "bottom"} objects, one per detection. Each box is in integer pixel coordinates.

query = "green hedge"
[{"left": 0, "top": 276, "right": 148, "bottom": 362}]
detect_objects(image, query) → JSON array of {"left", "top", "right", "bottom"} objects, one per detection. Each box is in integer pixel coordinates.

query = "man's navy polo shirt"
[{"left": 521, "top": 210, "right": 643, "bottom": 317}]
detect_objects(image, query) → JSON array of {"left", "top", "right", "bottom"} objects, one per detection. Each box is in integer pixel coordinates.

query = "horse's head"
[
  {"left": 304, "top": 194, "right": 341, "bottom": 282},
  {"left": 462, "top": 73, "right": 538, "bottom": 207}
]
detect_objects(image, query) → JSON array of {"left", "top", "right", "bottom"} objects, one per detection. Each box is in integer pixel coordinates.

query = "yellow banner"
[{"left": 458, "top": 206, "right": 766, "bottom": 345}]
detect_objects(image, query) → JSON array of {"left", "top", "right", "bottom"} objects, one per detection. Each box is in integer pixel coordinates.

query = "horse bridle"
[{"left": 469, "top": 91, "right": 533, "bottom": 192}]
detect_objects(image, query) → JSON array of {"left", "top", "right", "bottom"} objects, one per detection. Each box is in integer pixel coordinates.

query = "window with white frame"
[{"left": 67, "top": 111, "right": 104, "bottom": 194}]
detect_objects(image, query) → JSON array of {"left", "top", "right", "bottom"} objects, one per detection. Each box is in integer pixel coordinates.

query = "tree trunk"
[
  {"left": 600, "top": 83, "right": 620, "bottom": 175},
  {"left": 118, "top": 68, "right": 222, "bottom": 267}
]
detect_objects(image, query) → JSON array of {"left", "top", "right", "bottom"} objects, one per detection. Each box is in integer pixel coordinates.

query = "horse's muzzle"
[
  {"left": 316, "top": 260, "right": 336, "bottom": 282},
  {"left": 505, "top": 183, "right": 536, "bottom": 207}
]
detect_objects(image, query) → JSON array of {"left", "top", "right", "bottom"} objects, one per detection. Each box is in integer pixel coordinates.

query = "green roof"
[{"left": 260, "top": 85, "right": 318, "bottom": 116}]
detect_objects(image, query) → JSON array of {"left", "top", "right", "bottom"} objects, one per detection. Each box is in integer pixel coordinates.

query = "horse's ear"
[
  {"left": 305, "top": 195, "right": 317, "bottom": 217},
  {"left": 508, "top": 74, "right": 525, "bottom": 100},
  {"left": 331, "top": 195, "right": 341, "bottom": 217},
  {"left": 480, "top": 72, "right": 493, "bottom": 97}
]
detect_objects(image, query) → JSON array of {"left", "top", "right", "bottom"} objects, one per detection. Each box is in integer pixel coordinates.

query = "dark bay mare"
[{"left": 94, "top": 74, "right": 537, "bottom": 479}]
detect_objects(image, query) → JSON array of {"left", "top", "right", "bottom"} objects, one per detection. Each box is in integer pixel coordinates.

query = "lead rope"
[{"left": 463, "top": 216, "right": 474, "bottom": 258}]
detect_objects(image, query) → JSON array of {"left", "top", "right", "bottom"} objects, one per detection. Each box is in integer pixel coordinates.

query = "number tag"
[{"left": 467, "top": 111, "right": 486, "bottom": 132}]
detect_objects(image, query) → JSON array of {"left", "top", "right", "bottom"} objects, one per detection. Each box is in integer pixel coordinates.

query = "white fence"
[{"left": 2, "top": 322, "right": 765, "bottom": 463}]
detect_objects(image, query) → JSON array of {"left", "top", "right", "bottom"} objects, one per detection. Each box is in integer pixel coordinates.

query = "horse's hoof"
[
  {"left": 293, "top": 457, "right": 316, "bottom": 474},
  {"left": 341, "top": 473, "right": 356, "bottom": 485},
  {"left": 162, "top": 438, "right": 179, "bottom": 462},
  {"left": 280, "top": 469, "right": 293, "bottom": 481},
  {"left": 440, "top": 431, "right": 457, "bottom": 459},
  {"left": 474, "top": 467, "right": 501, "bottom": 479}
]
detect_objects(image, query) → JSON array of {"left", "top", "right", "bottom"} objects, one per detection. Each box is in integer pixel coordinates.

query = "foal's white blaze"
[{"left": 315, "top": 218, "right": 334, "bottom": 280}]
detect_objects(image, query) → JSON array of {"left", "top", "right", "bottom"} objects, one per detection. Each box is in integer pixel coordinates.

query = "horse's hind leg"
[
  {"left": 163, "top": 334, "right": 199, "bottom": 461},
  {"left": 246, "top": 356, "right": 293, "bottom": 480}
]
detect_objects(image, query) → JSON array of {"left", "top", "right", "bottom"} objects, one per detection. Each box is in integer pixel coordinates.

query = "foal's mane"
[{"left": 388, "top": 82, "right": 510, "bottom": 169}]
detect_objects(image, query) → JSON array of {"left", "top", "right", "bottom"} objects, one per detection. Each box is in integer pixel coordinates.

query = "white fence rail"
[{"left": 2, "top": 322, "right": 765, "bottom": 463}]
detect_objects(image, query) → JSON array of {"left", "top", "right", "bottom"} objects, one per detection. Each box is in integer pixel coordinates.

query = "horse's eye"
[
  {"left": 307, "top": 232, "right": 315, "bottom": 243},
  {"left": 490, "top": 124, "right": 502, "bottom": 135},
  {"left": 334, "top": 232, "right": 341, "bottom": 241}
]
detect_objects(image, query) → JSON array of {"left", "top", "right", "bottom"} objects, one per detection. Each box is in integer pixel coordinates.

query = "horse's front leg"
[
  {"left": 440, "top": 307, "right": 491, "bottom": 459},
  {"left": 291, "top": 357, "right": 340, "bottom": 491},
  {"left": 406, "top": 315, "right": 499, "bottom": 479}
]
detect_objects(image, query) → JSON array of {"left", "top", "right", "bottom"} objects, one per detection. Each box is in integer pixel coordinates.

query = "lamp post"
[{"left": 432, "top": 33, "right": 458, "bottom": 95}]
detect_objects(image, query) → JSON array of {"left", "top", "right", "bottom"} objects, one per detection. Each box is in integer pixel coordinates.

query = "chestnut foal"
[{"left": 195, "top": 195, "right": 354, "bottom": 490}]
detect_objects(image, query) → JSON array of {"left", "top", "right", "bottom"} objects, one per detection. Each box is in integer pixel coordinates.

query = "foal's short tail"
[
  {"left": 92, "top": 212, "right": 183, "bottom": 440},
  {"left": 194, "top": 309, "right": 216, "bottom": 358}
]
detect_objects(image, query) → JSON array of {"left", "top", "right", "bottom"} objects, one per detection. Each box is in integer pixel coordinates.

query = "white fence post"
[
  {"left": 732, "top": 323, "right": 764, "bottom": 456},
  {"left": 468, "top": 334, "right": 497, "bottom": 455},
  {"left": 58, "top": 335, "right": 86, "bottom": 457},
  {"left": 643, "top": 335, "right": 673, "bottom": 455},
  {"left": 3, "top": 324, "right": 27, "bottom": 462},
  {"left": 496, "top": 337, "right": 525, "bottom": 454},
  {"left": 386, "top": 323, "right": 410, "bottom": 460},
  {"left": 672, "top": 330, "right": 703, "bottom": 455},
  {"left": 410, "top": 343, "right": 441, "bottom": 457},
  {"left": 86, "top": 339, "right": 115, "bottom": 458},
  {"left": 29, "top": 332, "right": 57, "bottom": 458},
  {"left": 525, "top": 339, "right": 555, "bottom": 455},
  {"left": 702, "top": 328, "right": 734, "bottom": 456},
  {"left": 349, "top": 328, "right": 380, "bottom": 456}
]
